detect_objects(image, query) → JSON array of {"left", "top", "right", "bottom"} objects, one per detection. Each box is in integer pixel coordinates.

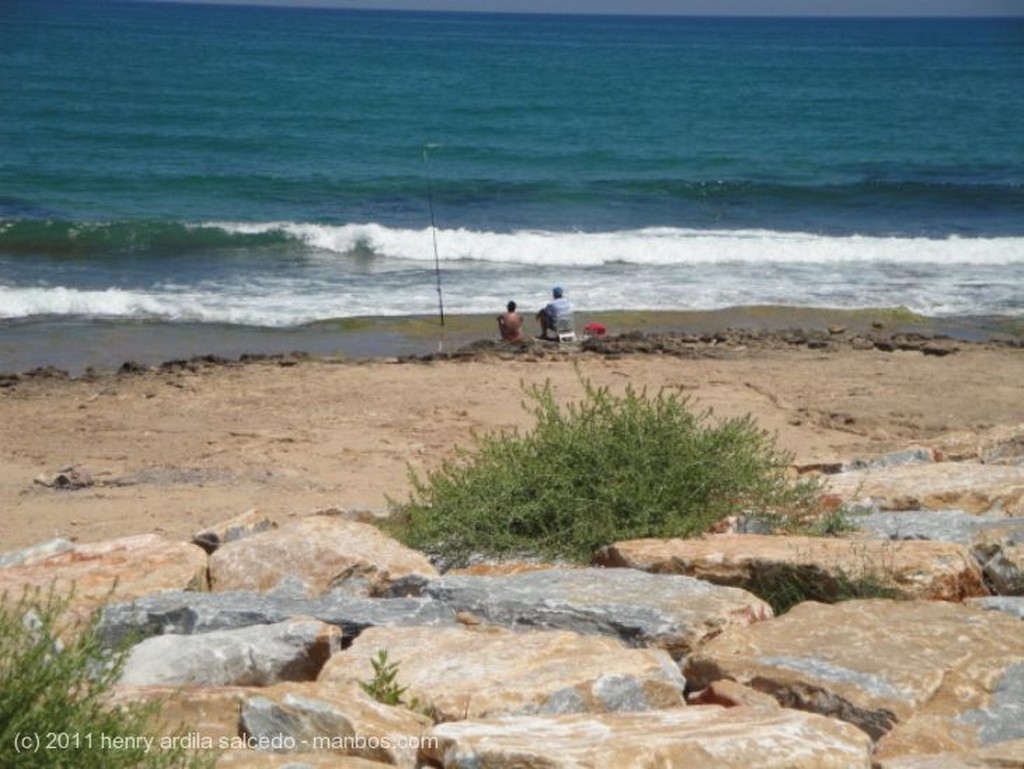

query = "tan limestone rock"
[
  {"left": 207, "top": 515, "right": 437, "bottom": 597},
  {"left": 421, "top": 707, "right": 872, "bottom": 768},
  {"left": 0, "top": 534, "right": 208, "bottom": 622},
  {"left": 931, "top": 424, "right": 1024, "bottom": 466},
  {"left": 109, "top": 685, "right": 250, "bottom": 742},
  {"left": 930, "top": 430, "right": 985, "bottom": 462},
  {"left": 825, "top": 462, "right": 1024, "bottom": 515},
  {"left": 684, "top": 599, "right": 1024, "bottom": 748},
  {"left": 446, "top": 561, "right": 574, "bottom": 577},
  {"left": 318, "top": 625, "right": 685, "bottom": 721},
  {"left": 110, "top": 681, "right": 428, "bottom": 768},
  {"left": 595, "top": 534, "right": 988, "bottom": 601},
  {"left": 872, "top": 714, "right": 987, "bottom": 762}
]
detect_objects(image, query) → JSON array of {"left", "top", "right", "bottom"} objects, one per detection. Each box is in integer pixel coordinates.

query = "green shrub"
[
  {"left": 0, "top": 589, "right": 214, "bottom": 769},
  {"left": 389, "top": 376, "right": 818, "bottom": 566}
]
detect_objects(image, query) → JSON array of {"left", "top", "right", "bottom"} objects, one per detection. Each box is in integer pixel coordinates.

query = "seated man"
[
  {"left": 536, "top": 286, "right": 573, "bottom": 340},
  {"left": 497, "top": 300, "right": 524, "bottom": 343}
]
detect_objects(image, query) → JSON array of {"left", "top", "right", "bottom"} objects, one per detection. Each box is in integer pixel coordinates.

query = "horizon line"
[{"left": 103, "top": 0, "right": 1024, "bottom": 19}]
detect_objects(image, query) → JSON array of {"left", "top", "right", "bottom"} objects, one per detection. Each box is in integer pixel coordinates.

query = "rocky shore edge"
[{"left": 3, "top": 324, "right": 1022, "bottom": 390}]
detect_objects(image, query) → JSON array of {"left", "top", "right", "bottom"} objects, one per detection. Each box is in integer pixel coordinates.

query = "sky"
[{"left": 136, "top": 0, "right": 1024, "bottom": 16}]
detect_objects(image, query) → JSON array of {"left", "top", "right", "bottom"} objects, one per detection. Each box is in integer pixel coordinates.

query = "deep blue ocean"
[{"left": 1, "top": 1, "right": 1023, "bottom": 367}]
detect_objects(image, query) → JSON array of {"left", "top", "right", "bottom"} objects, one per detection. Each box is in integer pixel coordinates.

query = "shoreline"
[{"left": 2, "top": 305, "right": 1022, "bottom": 378}]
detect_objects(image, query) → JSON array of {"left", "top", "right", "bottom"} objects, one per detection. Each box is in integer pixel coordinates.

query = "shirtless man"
[{"left": 497, "top": 300, "right": 524, "bottom": 343}]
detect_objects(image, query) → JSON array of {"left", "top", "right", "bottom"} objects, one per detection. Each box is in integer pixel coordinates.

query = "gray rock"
[
  {"left": 119, "top": 620, "right": 339, "bottom": 686},
  {"left": 850, "top": 510, "right": 978, "bottom": 545},
  {"left": 422, "top": 567, "right": 771, "bottom": 658},
  {"left": 852, "top": 511, "right": 1024, "bottom": 545},
  {"left": 956, "top": 663, "right": 1024, "bottom": 745},
  {"left": 842, "top": 447, "right": 935, "bottom": 473},
  {"left": 966, "top": 596, "right": 1024, "bottom": 621},
  {"left": 33, "top": 466, "right": 93, "bottom": 490},
  {"left": 99, "top": 589, "right": 456, "bottom": 648}
]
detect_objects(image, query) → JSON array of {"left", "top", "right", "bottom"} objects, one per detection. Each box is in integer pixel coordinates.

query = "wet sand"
[{"left": 2, "top": 305, "right": 1021, "bottom": 377}]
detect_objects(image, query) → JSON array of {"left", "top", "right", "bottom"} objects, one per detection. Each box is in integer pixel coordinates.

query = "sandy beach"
[{"left": 2, "top": 318, "right": 1022, "bottom": 552}]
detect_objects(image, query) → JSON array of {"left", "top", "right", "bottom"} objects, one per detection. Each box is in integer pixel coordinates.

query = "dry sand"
[{"left": 2, "top": 336, "right": 1022, "bottom": 551}]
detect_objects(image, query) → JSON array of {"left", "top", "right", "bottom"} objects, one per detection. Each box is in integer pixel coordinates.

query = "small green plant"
[
  {"left": 746, "top": 564, "right": 901, "bottom": 615},
  {"left": 359, "top": 649, "right": 408, "bottom": 706},
  {"left": 0, "top": 588, "right": 214, "bottom": 769},
  {"left": 788, "top": 505, "right": 860, "bottom": 537},
  {"left": 809, "top": 509, "right": 851, "bottom": 536},
  {"left": 359, "top": 649, "right": 437, "bottom": 720},
  {"left": 388, "top": 374, "right": 819, "bottom": 566}
]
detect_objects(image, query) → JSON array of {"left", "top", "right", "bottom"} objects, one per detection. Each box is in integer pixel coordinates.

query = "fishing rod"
[{"left": 423, "top": 143, "right": 446, "bottom": 332}]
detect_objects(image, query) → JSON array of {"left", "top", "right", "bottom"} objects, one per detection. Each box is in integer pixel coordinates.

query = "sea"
[{"left": 2, "top": 1, "right": 1023, "bottom": 371}]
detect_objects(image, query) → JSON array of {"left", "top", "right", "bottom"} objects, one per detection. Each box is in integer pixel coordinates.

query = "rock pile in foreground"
[{"left": 3, "top": 427, "right": 1023, "bottom": 768}]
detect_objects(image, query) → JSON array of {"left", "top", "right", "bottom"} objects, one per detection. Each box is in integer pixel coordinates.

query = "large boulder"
[
  {"left": 0, "top": 534, "right": 208, "bottom": 621},
  {"left": 98, "top": 588, "right": 455, "bottom": 648},
  {"left": 119, "top": 619, "right": 340, "bottom": 686},
  {"left": 110, "top": 682, "right": 427, "bottom": 768},
  {"left": 420, "top": 707, "right": 872, "bottom": 768},
  {"left": 595, "top": 534, "right": 988, "bottom": 602},
  {"left": 208, "top": 515, "right": 437, "bottom": 597},
  {"left": 849, "top": 511, "right": 1024, "bottom": 595},
  {"left": 848, "top": 509, "right": 982, "bottom": 545},
  {"left": 318, "top": 625, "right": 685, "bottom": 721},
  {"left": 0, "top": 537, "right": 75, "bottom": 568},
  {"left": 684, "top": 599, "right": 1024, "bottom": 755},
  {"left": 929, "top": 424, "right": 1024, "bottom": 465},
  {"left": 825, "top": 462, "right": 1024, "bottom": 515},
  {"left": 109, "top": 685, "right": 252, "bottom": 742},
  {"left": 423, "top": 567, "right": 771, "bottom": 658}
]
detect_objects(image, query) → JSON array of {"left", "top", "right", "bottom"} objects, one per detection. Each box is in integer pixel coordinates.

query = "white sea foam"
[
  {"left": 4, "top": 224, "right": 1022, "bottom": 325},
  {"left": 0, "top": 283, "right": 441, "bottom": 326},
  {"left": 207, "top": 221, "right": 1024, "bottom": 267}
]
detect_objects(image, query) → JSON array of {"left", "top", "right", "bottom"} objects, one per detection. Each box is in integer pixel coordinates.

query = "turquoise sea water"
[{"left": 1, "top": 1, "right": 1022, "bottom": 367}]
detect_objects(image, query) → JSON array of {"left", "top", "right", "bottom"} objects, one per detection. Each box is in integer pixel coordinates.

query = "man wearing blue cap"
[{"left": 537, "top": 285, "right": 573, "bottom": 340}]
